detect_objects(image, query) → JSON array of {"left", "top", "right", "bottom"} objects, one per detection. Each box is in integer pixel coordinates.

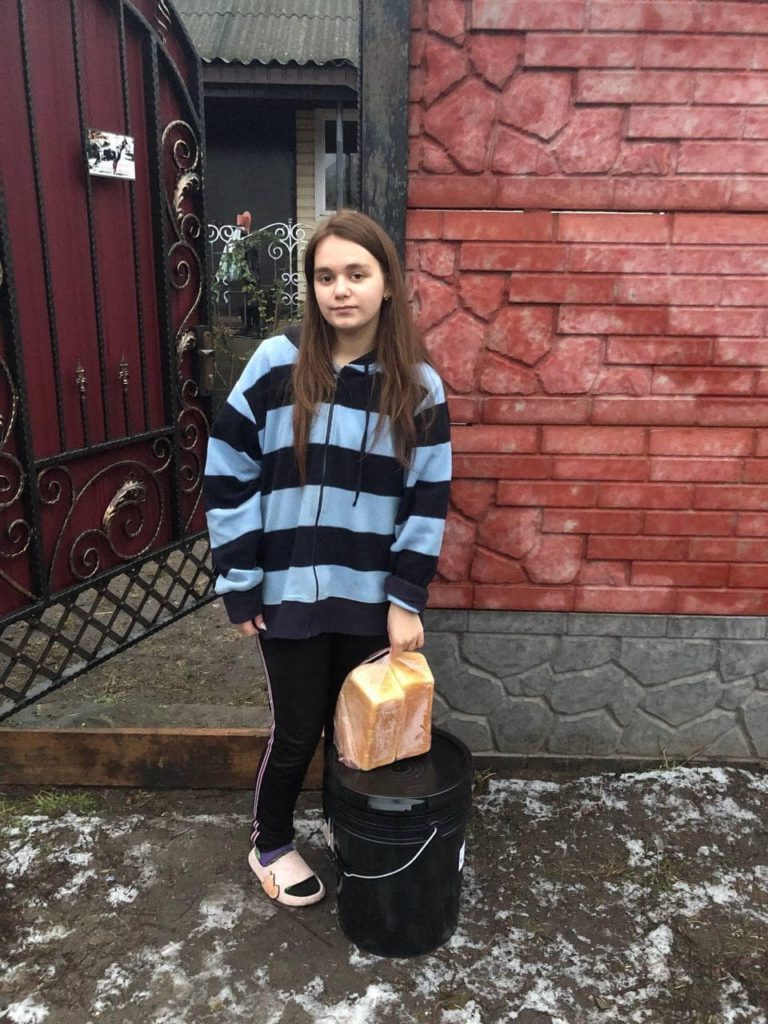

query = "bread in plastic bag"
[{"left": 333, "top": 649, "right": 434, "bottom": 771}]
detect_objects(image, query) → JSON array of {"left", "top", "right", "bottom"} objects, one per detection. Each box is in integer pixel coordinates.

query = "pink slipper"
[{"left": 247, "top": 848, "right": 326, "bottom": 907}]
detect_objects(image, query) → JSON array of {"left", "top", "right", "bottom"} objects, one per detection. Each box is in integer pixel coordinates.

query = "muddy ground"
[
  {"left": 1, "top": 603, "right": 767, "bottom": 1022},
  {"left": 1, "top": 766, "right": 767, "bottom": 1023}
]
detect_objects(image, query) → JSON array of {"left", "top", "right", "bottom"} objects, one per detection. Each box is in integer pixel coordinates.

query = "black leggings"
[{"left": 251, "top": 631, "right": 388, "bottom": 851}]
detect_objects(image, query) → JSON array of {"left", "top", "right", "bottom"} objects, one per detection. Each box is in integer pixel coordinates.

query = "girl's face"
[{"left": 312, "top": 235, "right": 388, "bottom": 349}]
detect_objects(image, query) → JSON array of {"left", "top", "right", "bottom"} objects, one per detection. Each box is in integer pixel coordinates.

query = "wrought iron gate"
[{"left": 0, "top": 0, "right": 214, "bottom": 720}]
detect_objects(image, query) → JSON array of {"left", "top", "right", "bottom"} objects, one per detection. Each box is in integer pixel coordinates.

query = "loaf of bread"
[
  {"left": 390, "top": 653, "right": 434, "bottom": 761},
  {"left": 333, "top": 651, "right": 434, "bottom": 771}
]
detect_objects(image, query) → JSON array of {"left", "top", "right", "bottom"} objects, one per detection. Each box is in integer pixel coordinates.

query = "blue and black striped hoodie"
[{"left": 203, "top": 327, "right": 452, "bottom": 639}]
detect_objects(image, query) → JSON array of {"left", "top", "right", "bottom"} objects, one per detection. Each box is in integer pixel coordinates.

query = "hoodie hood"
[{"left": 283, "top": 324, "right": 379, "bottom": 373}]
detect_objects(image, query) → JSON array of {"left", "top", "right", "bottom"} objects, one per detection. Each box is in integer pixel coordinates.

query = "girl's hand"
[
  {"left": 387, "top": 604, "right": 424, "bottom": 660},
  {"left": 237, "top": 614, "right": 265, "bottom": 637}
]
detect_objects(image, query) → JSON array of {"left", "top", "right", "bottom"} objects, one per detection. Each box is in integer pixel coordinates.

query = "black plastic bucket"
[{"left": 324, "top": 727, "right": 473, "bottom": 958}]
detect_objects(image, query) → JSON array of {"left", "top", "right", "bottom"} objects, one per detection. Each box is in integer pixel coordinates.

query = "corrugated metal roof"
[{"left": 173, "top": 1, "right": 359, "bottom": 67}]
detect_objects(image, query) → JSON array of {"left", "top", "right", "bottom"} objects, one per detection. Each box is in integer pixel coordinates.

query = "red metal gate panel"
[{"left": 0, "top": 0, "right": 213, "bottom": 718}]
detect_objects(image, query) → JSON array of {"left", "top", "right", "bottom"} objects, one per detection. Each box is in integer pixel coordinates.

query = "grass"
[
  {"left": 649, "top": 852, "right": 679, "bottom": 895},
  {"left": 0, "top": 789, "right": 101, "bottom": 826},
  {"left": 30, "top": 791, "right": 100, "bottom": 816},
  {"left": 432, "top": 983, "right": 475, "bottom": 1021},
  {"left": 81, "top": 673, "right": 122, "bottom": 704},
  {"left": 569, "top": 854, "right": 631, "bottom": 886},
  {"left": 0, "top": 796, "right": 18, "bottom": 826},
  {"left": 656, "top": 739, "right": 718, "bottom": 772},
  {"left": 231, "top": 689, "right": 262, "bottom": 707},
  {"left": 472, "top": 768, "right": 496, "bottom": 797}
]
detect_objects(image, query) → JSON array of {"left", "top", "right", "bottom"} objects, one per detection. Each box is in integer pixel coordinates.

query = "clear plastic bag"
[{"left": 333, "top": 648, "right": 434, "bottom": 771}]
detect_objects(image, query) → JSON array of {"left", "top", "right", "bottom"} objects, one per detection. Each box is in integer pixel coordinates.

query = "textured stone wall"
[
  {"left": 409, "top": 0, "right": 768, "bottom": 213},
  {"left": 425, "top": 610, "right": 768, "bottom": 761},
  {"left": 408, "top": 0, "right": 768, "bottom": 618}
]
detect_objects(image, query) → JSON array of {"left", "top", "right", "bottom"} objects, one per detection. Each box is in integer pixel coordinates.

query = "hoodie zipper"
[{"left": 310, "top": 369, "right": 338, "bottom": 606}]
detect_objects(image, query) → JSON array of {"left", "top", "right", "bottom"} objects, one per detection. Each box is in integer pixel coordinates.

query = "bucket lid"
[{"left": 327, "top": 728, "right": 473, "bottom": 816}]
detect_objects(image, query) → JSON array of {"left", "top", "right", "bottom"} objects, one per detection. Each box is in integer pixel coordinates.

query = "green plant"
[
  {"left": 657, "top": 740, "right": 710, "bottom": 772},
  {"left": 0, "top": 797, "right": 18, "bottom": 826},
  {"left": 30, "top": 791, "right": 100, "bottom": 816},
  {"left": 211, "top": 228, "right": 289, "bottom": 339},
  {"left": 82, "top": 673, "right": 120, "bottom": 705},
  {"left": 649, "top": 848, "right": 679, "bottom": 895},
  {"left": 0, "top": 789, "right": 100, "bottom": 826},
  {"left": 472, "top": 768, "right": 496, "bottom": 797},
  {"left": 209, "top": 324, "right": 256, "bottom": 406}
]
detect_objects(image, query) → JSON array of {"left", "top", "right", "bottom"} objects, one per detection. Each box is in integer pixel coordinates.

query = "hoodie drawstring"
[{"left": 353, "top": 361, "right": 373, "bottom": 507}]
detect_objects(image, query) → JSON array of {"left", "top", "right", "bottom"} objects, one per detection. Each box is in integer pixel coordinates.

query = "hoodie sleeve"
[
  {"left": 203, "top": 345, "right": 271, "bottom": 624},
  {"left": 385, "top": 366, "right": 451, "bottom": 615}
]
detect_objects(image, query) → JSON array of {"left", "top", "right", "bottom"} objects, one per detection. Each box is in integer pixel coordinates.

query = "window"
[{"left": 314, "top": 109, "right": 359, "bottom": 218}]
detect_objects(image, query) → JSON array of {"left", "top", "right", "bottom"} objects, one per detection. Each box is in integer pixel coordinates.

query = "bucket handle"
[{"left": 338, "top": 826, "right": 438, "bottom": 880}]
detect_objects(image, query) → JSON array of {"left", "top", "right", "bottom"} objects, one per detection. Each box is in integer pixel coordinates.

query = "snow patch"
[
  {"left": 53, "top": 868, "right": 97, "bottom": 899},
  {"left": 509, "top": 976, "right": 567, "bottom": 1022},
  {"left": 439, "top": 1000, "right": 485, "bottom": 1024},
  {"left": 292, "top": 808, "right": 329, "bottom": 850},
  {"left": 348, "top": 947, "right": 383, "bottom": 967},
  {"left": 124, "top": 841, "right": 159, "bottom": 888},
  {"left": 444, "top": 926, "right": 486, "bottom": 952},
  {"left": 1, "top": 843, "right": 39, "bottom": 878},
  {"left": 195, "top": 884, "right": 247, "bottom": 932},
  {"left": 719, "top": 977, "right": 768, "bottom": 1024},
  {"left": 669, "top": 869, "right": 768, "bottom": 924},
  {"left": 275, "top": 980, "right": 399, "bottom": 1024},
  {"left": 22, "top": 925, "right": 71, "bottom": 946},
  {"left": 624, "top": 838, "right": 652, "bottom": 868},
  {"left": 106, "top": 885, "right": 139, "bottom": 906},
  {"left": 480, "top": 777, "right": 560, "bottom": 819},
  {"left": 1, "top": 997, "right": 50, "bottom": 1024},
  {"left": 642, "top": 925, "right": 674, "bottom": 982},
  {"left": 91, "top": 962, "right": 134, "bottom": 1014}
]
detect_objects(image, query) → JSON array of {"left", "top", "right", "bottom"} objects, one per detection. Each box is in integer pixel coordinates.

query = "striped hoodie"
[{"left": 203, "top": 327, "right": 451, "bottom": 639}]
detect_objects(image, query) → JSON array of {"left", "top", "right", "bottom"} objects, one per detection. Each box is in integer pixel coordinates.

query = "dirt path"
[{"left": 2, "top": 601, "right": 270, "bottom": 730}]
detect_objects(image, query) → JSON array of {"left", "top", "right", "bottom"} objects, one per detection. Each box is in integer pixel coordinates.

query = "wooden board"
[{"left": 0, "top": 728, "right": 324, "bottom": 789}]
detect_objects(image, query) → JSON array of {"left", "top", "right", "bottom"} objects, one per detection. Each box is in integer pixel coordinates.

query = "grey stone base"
[{"left": 424, "top": 610, "right": 768, "bottom": 763}]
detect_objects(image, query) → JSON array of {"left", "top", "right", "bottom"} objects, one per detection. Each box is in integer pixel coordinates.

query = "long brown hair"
[{"left": 292, "top": 209, "right": 430, "bottom": 482}]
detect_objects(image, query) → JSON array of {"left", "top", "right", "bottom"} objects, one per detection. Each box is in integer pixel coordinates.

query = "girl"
[{"left": 203, "top": 210, "right": 451, "bottom": 907}]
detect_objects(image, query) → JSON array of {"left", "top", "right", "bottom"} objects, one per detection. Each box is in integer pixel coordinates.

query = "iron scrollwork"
[
  {"left": 39, "top": 439, "right": 172, "bottom": 583},
  {"left": 156, "top": 1, "right": 172, "bottom": 43},
  {"left": 161, "top": 119, "right": 209, "bottom": 531},
  {"left": 102, "top": 476, "right": 147, "bottom": 533},
  {"left": 262, "top": 220, "right": 310, "bottom": 320},
  {"left": 0, "top": 269, "right": 34, "bottom": 599},
  {"left": 162, "top": 118, "right": 202, "bottom": 372}
]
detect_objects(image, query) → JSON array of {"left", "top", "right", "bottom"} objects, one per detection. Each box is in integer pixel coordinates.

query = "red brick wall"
[{"left": 410, "top": 0, "right": 768, "bottom": 615}]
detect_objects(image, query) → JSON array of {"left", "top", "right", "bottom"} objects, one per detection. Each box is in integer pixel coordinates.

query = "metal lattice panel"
[{"left": 0, "top": 537, "right": 214, "bottom": 721}]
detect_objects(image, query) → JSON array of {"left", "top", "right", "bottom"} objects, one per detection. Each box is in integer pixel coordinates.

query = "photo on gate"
[{"left": 86, "top": 129, "right": 135, "bottom": 180}]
